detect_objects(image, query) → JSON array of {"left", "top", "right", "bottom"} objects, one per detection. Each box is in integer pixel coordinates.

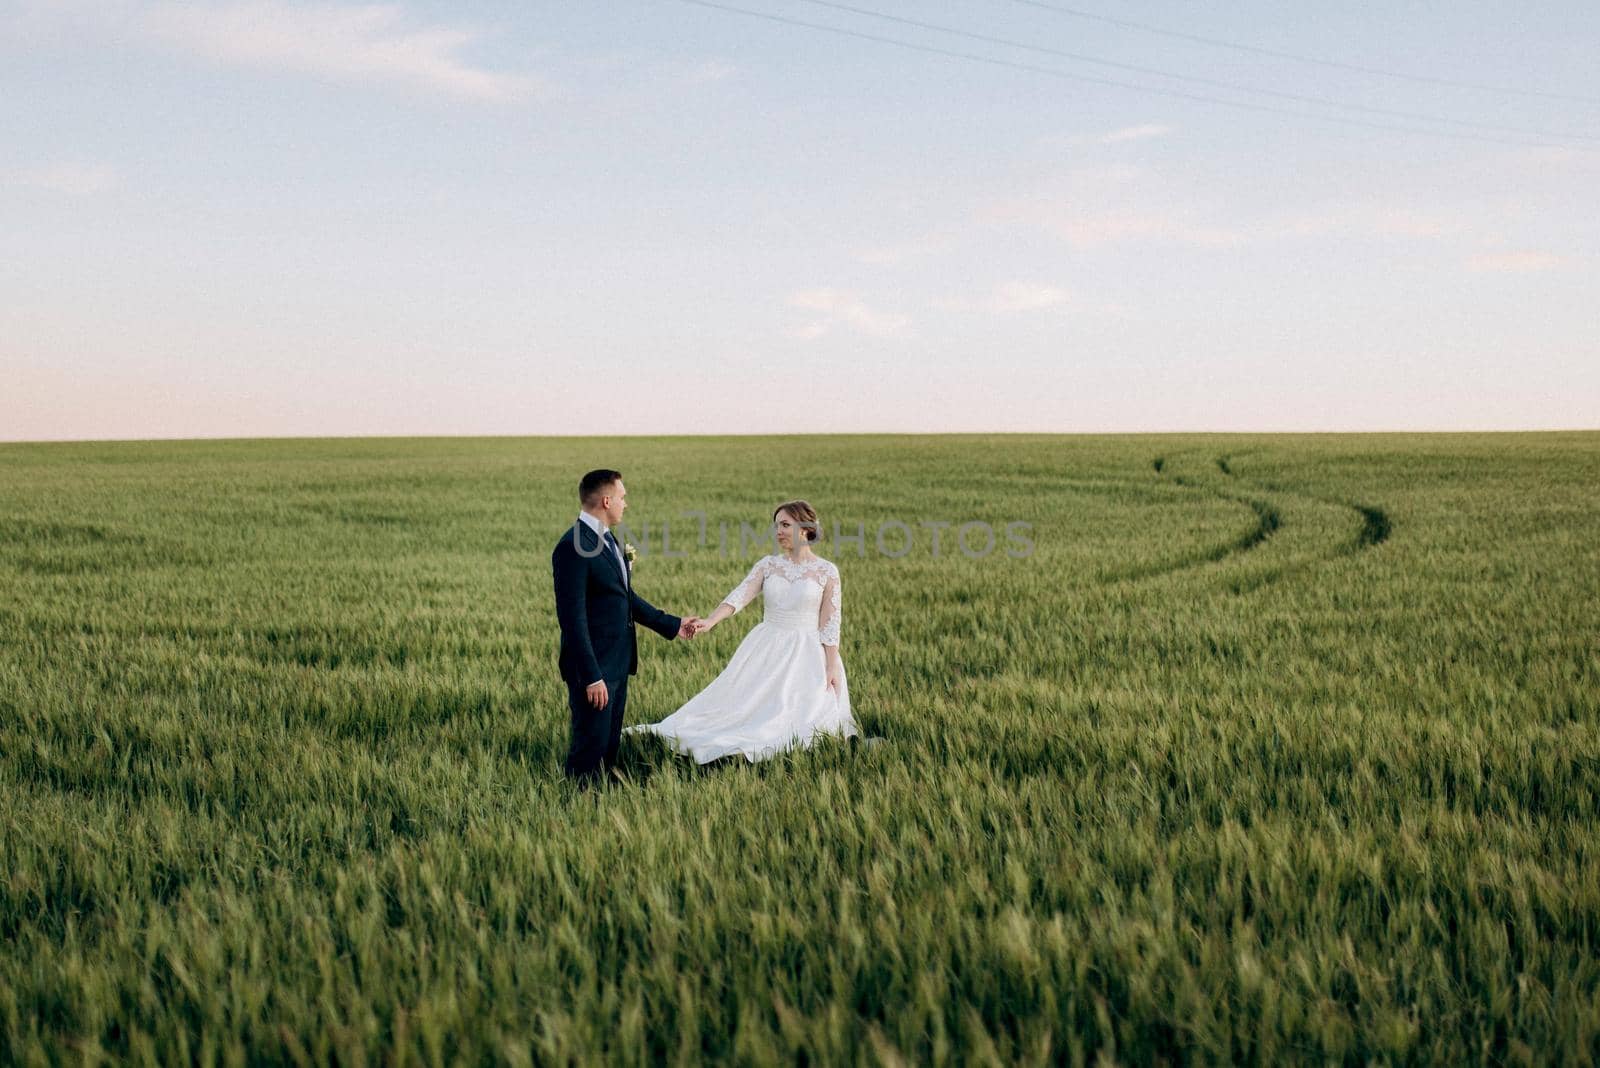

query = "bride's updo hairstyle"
[{"left": 773, "top": 499, "right": 822, "bottom": 543}]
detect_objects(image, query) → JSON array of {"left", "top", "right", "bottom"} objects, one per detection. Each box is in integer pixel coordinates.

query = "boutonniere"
[{"left": 623, "top": 542, "right": 637, "bottom": 568}]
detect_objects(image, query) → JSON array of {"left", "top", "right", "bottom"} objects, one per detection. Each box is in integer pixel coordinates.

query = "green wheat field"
[{"left": 2, "top": 433, "right": 1597, "bottom": 1065}]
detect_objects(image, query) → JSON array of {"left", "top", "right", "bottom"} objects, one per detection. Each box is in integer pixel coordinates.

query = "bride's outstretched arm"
[
  {"left": 696, "top": 602, "right": 737, "bottom": 633},
  {"left": 700, "top": 556, "right": 769, "bottom": 632}
]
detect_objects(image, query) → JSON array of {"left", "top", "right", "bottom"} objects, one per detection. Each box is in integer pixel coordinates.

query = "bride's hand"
[
  {"left": 825, "top": 663, "right": 843, "bottom": 695},
  {"left": 692, "top": 618, "right": 713, "bottom": 636}
]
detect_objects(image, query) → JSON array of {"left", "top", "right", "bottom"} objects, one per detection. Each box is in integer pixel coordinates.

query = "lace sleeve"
[
  {"left": 818, "top": 565, "right": 841, "bottom": 647},
  {"left": 719, "top": 556, "right": 770, "bottom": 614}
]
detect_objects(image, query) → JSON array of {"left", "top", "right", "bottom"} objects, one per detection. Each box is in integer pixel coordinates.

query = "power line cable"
[
  {"left": 790, "top": 0, "right": 1598, "bottom": 143},
  {"left": 1004, "top": 0, "right": 1600, "bottom": 106},
  {"left": 674, "top": 0, "right": 1573, "bottom": 148}
]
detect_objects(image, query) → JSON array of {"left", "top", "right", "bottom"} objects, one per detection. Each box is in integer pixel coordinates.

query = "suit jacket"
[{"left": 552, "top": 520, "right": 681, "bottom": 686}]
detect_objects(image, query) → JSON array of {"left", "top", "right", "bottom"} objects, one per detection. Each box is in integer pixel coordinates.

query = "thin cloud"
[
  {"left": 140, "top": 2, "right": 541, "bottom": 101},
  {"left": 682, "top": 59, "right": 737, "bottom": 84},
  {"left": 8, "top": 163, "right": 118, "bottom": 195},
  {"left": 1042, "top": 211, "right": 1241, "bottom": 248},
  {"left": 1510, "top": 145, "right": 1600, "bottom": 168},
  {"left": 1261, "top": 202, "right": 1464, "bottom": 240},
  {"left": 852, "top": 235, "right": 952, "bottom": 266},
  {"left": 1033, "top": 125, "right": 1173, "bottom": 149},
  {"left": 939, "top": 282, "right": 1071, "bottom": 314},
  {"left": 1465, "top": 250, "right": 1566, "bottom": 273},
  {"left": 1100, "top": 123, "right": 1172, "bottom": 144},
  {"left": 1363, "top": 212, "right": 1458, "bottom": 239},
  {"left": 787, "top": 289, "right": 910, "bottom": 339},
  {"left": 984, "top": 166, "right": 1244, "bottom": 249}
]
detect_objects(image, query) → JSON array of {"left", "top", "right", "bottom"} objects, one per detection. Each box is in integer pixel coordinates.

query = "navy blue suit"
[{"left": 551, "top": 519, "right": 681, "bottom": 779}]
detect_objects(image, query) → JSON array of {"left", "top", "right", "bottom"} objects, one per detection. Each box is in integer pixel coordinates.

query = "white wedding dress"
[{"left": 628, "top": 553, "right": 857, "bottom": 763}]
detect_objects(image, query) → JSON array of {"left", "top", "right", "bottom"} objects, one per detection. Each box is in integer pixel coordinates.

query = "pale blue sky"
[{"left": 3, "top": 0, "right": 1596, "bottom": 440}]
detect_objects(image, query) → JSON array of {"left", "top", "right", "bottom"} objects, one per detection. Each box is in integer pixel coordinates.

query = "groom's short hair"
[{"left": 579, "top": 469, "right": 623, "bottom": 506}]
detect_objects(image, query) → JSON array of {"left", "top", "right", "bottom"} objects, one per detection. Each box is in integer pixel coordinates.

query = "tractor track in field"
[
  {"left": 1112, "top": 451, "right": 1391, "bottom": 592},
  {"left": 1213, "top": 452, "right": 1392, "bottom": 553},
  {"left": 1094, "top": 465, "right": 1282, "bottom": 586}
]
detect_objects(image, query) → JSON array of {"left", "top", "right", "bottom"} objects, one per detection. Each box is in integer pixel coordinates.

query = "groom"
[{"left": 552, "top": 469, "right": 700, "bottom": 783}]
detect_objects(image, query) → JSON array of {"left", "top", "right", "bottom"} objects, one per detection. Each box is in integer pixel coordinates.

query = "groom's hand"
[
  {"left": 677, "top": 616, "right": 701, "bottom": 640},
  {"left": 585, "top": 680, "right": 608, "bottom": 709}
]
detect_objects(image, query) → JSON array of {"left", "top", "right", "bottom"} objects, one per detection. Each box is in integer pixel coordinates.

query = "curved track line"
[
  {"left": 1215, "top": 452, "right": 1393, "bottom": 554},
  {"left": 1093, "top": 466, "right": 1281, "bottom": 585},
  {"left": 1096, "top": 493, "right": 1280, "bottom": 584},
  {"left": 1115, "top": 450, "right": 1393, "bottom": 594},
  {"left": 1208, "top": 453, "right": 1393, "bottom": 593}
]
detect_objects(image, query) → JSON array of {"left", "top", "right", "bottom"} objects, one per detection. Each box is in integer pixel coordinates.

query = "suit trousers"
[{"left": 564, "top": 672, "right": 630, "bottom": 781}]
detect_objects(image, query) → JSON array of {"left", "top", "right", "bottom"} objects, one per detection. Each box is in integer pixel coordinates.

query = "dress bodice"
[
  {"left": 718, "top": 554, "right": 842, "bottom": 646},
  {"left": 761, "top": 565, "right": 828, "bottom": 630}
]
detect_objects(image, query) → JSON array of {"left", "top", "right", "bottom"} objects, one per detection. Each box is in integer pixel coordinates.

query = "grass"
[{"left": 1, "top": 432, "right": 1597, "bottom": 1065}]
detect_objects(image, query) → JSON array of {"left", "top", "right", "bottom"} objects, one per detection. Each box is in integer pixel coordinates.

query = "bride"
[{"left": 628, "top": 499, "right": 858, "bottom": 763}]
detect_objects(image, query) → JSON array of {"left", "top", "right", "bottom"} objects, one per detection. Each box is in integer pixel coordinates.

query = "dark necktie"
[{"left": 604, "top": 530, "right": 626, "bottom": 585}]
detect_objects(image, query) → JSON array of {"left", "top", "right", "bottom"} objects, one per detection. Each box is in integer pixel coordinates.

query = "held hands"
[
  {"left": 675, "top": 616, "right": 714, "bottom": 640},
  {"left": 586, "top": 616, "right": 708, "bottom": 708}
]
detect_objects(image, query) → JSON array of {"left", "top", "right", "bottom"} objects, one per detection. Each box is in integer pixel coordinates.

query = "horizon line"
[{"left": 3, "top": 427, "right": 1598, "bottom": 447}]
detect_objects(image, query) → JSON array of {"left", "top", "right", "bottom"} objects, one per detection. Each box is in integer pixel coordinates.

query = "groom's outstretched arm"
[
  {"left": 552, "top": 541, "right": 603, "bottom": 684},
  {"left": 628, "top": 587, "right": 682, "bottom": 641}
]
